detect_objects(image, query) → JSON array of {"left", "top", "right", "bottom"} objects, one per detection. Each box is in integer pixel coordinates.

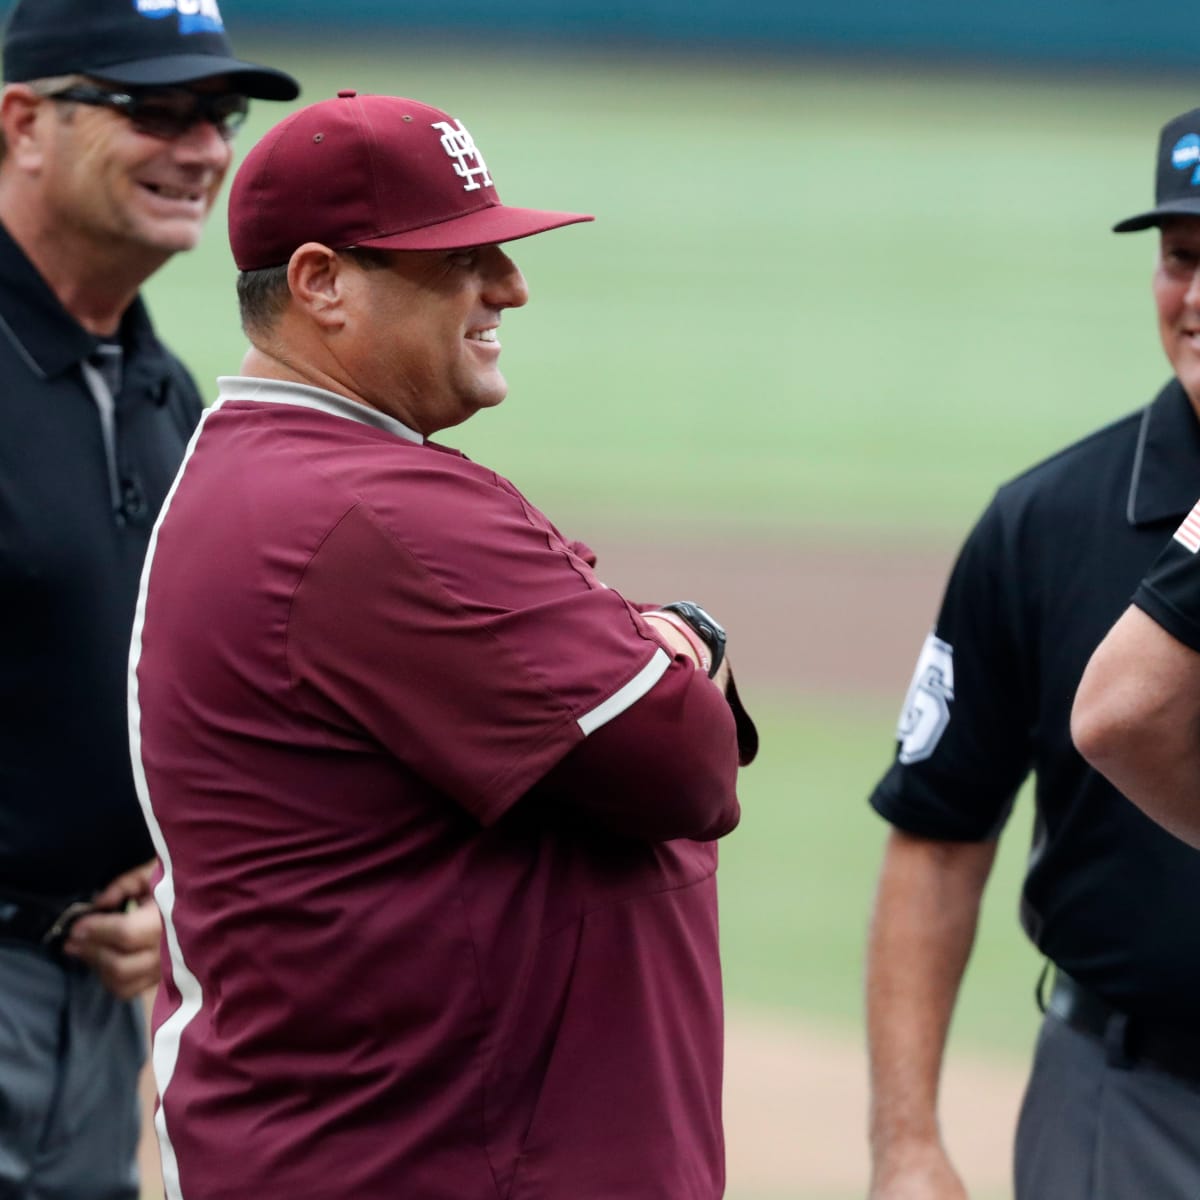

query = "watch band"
[
  {"left": 646, "top": 609, "right": 712, "bottom": 674},
  {"left": 659, "top": 601, "right": 726, "bottom": 679}
]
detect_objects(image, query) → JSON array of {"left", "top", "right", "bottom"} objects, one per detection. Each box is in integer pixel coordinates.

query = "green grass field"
[
  {"left": 719, "top": 695, "right": 1042, "bottom": 1054},
  {"left": 148, "top": 41, "right": 1196, "bottom": 537},
  {"left": 133, "top": 46, "right": 1199, "bottom": 1153}
]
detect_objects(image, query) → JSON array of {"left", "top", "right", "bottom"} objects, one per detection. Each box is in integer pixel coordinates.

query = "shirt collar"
[
  {"left": 0, "top": 220, "right": 168, "bottom": 381},
  {"left": 1127, "top": 378, "right": 1200, "bottom": 526},
  {"left": 215, "top": 377, "right": 425, "bottom": 444}
]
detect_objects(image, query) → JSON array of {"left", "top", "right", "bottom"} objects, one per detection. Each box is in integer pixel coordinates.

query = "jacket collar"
[
  {"left": 0, "top": 220, "right": 166, "bottom": 382},
  {"left": 1126, "top": 378, "right": 1200, "bottom": 526}
]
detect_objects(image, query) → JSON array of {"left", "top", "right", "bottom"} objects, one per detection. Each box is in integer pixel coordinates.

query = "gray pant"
[
  {"left": 0, "top": 942, "right": 144, "bottom": 1200},
  {"left": 1016, "top": 1011, "right": 1200, "bottom": 1199}
]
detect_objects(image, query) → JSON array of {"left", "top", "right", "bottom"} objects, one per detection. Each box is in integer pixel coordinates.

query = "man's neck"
[
  {"left": 239, "top": 342, "right": 433, "bottom": 437},
  {"left": 0, "top": 198, "right": 168, "bottom": 336},
  {"left": 240, "top": 343, "right": 370, "bottom": 412}
]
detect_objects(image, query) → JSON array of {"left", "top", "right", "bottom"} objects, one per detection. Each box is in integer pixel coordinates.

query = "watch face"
[
  {"left": 669, "top": 601, "right": 724, "bottom": 639},
  {"left": 696, "top": 606, "right": 726, "bottom": 639}
]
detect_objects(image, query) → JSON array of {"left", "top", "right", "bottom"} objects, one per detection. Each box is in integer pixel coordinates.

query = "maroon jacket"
[{"left": 130, "top": 380, "right": 740, "bottom": 1200}]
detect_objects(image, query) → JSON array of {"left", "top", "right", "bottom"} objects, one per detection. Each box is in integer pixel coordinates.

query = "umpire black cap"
[
  {"left": 2, "top": 0, "right": 299, "bottom": 101},
  {"left": 1114, "top": 108, "right": 1200, "bottom": 233}
]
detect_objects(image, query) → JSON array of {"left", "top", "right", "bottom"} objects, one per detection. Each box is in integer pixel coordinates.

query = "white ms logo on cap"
[
  {"left": 432, "top": 120, "right": 493, "bottom": 192},
  {"left": 1172, "top": 133, "right": 1200, "bottom": 186},
  {"left": 134, "top": 0, "right": 225, "bottom": 36}
]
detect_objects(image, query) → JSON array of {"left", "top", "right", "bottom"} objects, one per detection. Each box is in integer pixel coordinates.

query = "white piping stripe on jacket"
[{"left": 126, "top": 401, "right": 222, "bottom": 1200}]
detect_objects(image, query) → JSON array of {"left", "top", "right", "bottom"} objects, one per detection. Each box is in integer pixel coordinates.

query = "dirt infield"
[
  {"left": 592, "top": 531, "right": 957, "bottom": 696},
  {"left": 723, "top": 1009, "right": 1023, "bottom": 1198}
]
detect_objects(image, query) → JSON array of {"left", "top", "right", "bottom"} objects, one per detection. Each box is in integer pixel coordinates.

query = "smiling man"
[
  {"left": 0, "top": 2, "right": 296, "bottom": 1197},
  {"left": 866, "top": 106, "right": 1200, "bottom": 1200},
  {"left": 128, "top": 91, "right": 755, "bottom": 1200}
]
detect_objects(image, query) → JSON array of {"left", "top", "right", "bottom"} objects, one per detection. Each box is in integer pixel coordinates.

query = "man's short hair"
[
  {"left": 236, "top": 247, "right": 395, "bottom": 338},
  {"left": 235, "top": 263, "right": 290, "bottom": 338}
]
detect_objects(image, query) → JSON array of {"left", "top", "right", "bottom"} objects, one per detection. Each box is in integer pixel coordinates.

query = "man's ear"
[
  {"left": 0, "top": 85, "right": 50, "bottom": 173},
  {"left": 287, "top": 243, "right": 348, "bottom": 329}
]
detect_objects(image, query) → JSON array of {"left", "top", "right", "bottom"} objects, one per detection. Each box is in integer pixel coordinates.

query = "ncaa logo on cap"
[
  {"left": 1172, "top": 132, "right": 1200, "bottom": 186},
  {"left": 134, "top": 0, "right": 225, "bottom": 36}
]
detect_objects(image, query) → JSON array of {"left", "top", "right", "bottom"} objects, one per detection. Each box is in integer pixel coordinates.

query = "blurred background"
[{"left": 16, "top": 0, "right": 1200, "bottom": 1194}]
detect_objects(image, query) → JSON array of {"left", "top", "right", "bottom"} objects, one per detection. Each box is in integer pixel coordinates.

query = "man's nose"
[
  {"left": 484, "top": 247, "right": 530, "bottom": 310},
  {"left": 1184, "top": 268, "right": 1200, "bottom": 309},
  {"left": 171, "top": 118, "right": 233, "bottom": 169}
]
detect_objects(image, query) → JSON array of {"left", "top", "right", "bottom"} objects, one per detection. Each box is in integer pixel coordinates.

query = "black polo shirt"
[
  {"left": 871, "top": 379, "right": 1200, "bottom": 1020},
  {"left": 0, "top": 221, "right": 202, "bottom": 899}
]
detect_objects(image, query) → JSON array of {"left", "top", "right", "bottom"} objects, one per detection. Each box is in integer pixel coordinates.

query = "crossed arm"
[
  {"left": 529, "top": 614, "right": 742, "bottom": 842},
  {"left": 68, "top": 619, "right": 697, "bottom": 998},
  {"left": 1072, "top": 606, "right": 1200, "bottom": 848}
]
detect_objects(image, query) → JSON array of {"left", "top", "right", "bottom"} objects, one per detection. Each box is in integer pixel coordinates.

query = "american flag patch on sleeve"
[{"left": 1175, "top": 499, "right": 1200, "bottom": 553}]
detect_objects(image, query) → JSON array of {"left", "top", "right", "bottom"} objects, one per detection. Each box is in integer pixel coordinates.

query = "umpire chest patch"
[{"left": 896, "top": 633, "right": 955, "bottom": 764}]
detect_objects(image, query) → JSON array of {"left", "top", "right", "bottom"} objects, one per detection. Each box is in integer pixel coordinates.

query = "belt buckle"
[{"left": 40, "top": 900, "right": 95, "bottom": 950}]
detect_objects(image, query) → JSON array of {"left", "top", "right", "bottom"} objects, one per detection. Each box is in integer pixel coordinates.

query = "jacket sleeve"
[{"left": 527, "top": 656, "right": 741, "bottom": 842}]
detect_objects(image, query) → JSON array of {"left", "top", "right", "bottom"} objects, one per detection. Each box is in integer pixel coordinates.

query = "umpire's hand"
[{"left": 62, "top": 859, "right": 163, "bottom": 999}]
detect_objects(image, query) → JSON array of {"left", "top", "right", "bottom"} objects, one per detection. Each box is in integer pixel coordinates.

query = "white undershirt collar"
[{"left": 215, "top": 376, "right": 425, "bottom": 444}]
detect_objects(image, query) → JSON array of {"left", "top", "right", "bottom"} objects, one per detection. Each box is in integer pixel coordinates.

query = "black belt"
[
  {"left": 1048, "top": 970, "right": 1200, "bottom": 1083},
  {"left": 0, "top": 889, "right": 94, "bottom": 950}
]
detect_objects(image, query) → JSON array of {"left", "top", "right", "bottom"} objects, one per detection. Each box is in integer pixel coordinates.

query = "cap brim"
[
  {"left": 352, "top": 205, "right": 594, "bottom": 252},
  {"left": 92, "top": 54, "right": 299, "bottom": 100},
  {"left": 1113, "top": 197, "right": 1200, "bottom": 233}
]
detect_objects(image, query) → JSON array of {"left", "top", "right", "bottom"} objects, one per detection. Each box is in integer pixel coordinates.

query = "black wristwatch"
[{"left": 660, "top": 601, "right": 726, "bottom": 679}]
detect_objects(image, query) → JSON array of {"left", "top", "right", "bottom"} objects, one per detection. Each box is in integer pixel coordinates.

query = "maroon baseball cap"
[{"left": 229, "top": 90, "right": 593, "bottom": 270}]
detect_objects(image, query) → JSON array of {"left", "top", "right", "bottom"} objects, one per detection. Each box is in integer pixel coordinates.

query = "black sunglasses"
[{"left": 47, "top": 84, "right": 249, "bottom": 141}]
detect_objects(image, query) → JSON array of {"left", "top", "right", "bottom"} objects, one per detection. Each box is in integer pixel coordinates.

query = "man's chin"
[
  {"left": 437, "top": 391, "right": 507, "bottom": 434},
  {"left": 471, "top": 377, "right": 509, "bottom": 413},
  {"left": 153, "top": 231, "right": 204, "bottom": 255},
  {"left": 131, "top": 217, "right": 208, "bottom": 257}
]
